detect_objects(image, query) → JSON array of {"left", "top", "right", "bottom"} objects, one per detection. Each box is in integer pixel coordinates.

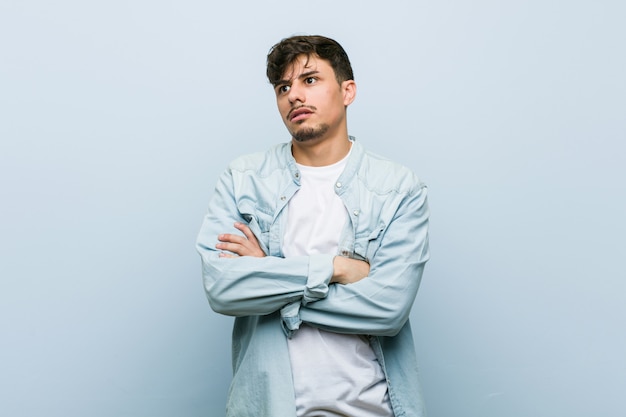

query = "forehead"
[{"left": 281, "top": 54, "right": 334, "bottom": 81}]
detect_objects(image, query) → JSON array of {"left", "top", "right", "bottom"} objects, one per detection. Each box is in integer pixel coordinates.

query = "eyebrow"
[{"left": 275, "top": 70, "right": 320, "bottom": 87}]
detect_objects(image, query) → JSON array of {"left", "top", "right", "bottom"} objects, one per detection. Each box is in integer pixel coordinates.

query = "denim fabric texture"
[{"left": 197, "top": 137, "right": 430, "bottom": 417}]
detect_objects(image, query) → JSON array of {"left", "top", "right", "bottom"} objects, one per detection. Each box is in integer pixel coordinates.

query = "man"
[{"left": 196, "top": 35, "right": 430, "bottom": 417}]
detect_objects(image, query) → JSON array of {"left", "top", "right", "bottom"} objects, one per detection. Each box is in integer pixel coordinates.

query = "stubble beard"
[{"left": 290, "top": 123, "right": 330, "bottom": 143}]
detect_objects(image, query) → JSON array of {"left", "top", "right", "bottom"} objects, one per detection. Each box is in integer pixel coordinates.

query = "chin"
[{"left": 291, "top": 124, "right": 330, "bottom": 143}]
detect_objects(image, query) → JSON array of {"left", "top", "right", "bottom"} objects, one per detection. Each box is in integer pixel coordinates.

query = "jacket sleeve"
[
  {"left": 196, "top": 167, "right": 334, "bottom": 316},
  {"left": 290, "top": 182, "right": 430, "bottom": 337}
]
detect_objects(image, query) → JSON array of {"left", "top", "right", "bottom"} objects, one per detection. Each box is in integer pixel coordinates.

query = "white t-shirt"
[{"left": 282, "top": 146, "right": 393, "bottom": 417}]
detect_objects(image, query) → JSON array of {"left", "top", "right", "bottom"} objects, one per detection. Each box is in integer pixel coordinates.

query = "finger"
[
  {"left": 218, "top": 233, "right": 246, "bottom": 244},
  {"left": 216, "top": 242, "right": 243, "bottom": 254},
  {"left": 234, "top": 222, "right": 259, "bottom": 244},
  {"left": 218, "top": 252, "right": 238, "bottom": 258}
]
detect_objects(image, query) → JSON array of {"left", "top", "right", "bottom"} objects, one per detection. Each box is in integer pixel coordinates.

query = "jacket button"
[{"left": 336, "top": 182, "right": 342, "bottom": 188}]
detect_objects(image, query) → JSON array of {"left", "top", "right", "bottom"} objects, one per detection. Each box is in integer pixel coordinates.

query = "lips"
[{"left": 288, "top": 107, "right": 314, "bottom": 122}]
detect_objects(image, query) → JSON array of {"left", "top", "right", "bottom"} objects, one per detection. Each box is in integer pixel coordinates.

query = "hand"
[
  {"left": 216, "top": 222, "right": 266, "bottom": 258},
  {"left": 331, "top": 256, "right": 370, "bottom": 285}
]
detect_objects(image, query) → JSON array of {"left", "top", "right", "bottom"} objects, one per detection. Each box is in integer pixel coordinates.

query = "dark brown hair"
[{"left": 266, "top": 35, "right": 354, "bottom": 86}]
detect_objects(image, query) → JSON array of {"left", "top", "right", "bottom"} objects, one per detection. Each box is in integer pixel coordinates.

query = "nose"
[{"left": 287, "top": 82, "right": 305, "bottom": 105}]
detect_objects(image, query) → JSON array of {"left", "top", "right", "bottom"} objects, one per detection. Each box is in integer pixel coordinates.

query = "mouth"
[{"left": 288, "top": 106, "right": 314, "bottom": 122}]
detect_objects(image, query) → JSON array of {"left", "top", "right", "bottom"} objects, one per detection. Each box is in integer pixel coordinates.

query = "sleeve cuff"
[
  {"left": 280, "top": 301, "right": 301, "bottom": 338},
  {"left": 280, "top": 254, "right": 333, "bottom": 338},
  {"left": 302, "top": 254, "right": 333, "bottom": 305}
]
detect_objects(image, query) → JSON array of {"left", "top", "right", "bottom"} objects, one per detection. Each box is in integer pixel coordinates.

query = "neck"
[{"left": 291, "top": 132, "right": 351, "bottom": 167}]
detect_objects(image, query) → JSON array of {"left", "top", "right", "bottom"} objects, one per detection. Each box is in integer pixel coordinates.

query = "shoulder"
[
  {"left": 228, "top": 142, "right": 291, "bottom": 176},
  {"left": 356, "top": 145, "right": 426, "bottom": 195}
]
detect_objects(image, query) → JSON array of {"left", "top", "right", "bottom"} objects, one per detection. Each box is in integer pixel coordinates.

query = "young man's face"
[{"left": 274, "top": 54, "right": 355, "bottom": 143}]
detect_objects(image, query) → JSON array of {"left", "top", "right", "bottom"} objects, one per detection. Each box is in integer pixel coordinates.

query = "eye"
[
  {"left": 305, "top": 77, "right": 317, "bottom": 85},
  {"left": 277, "top": 84, "right": 290, "bottom": 94}
]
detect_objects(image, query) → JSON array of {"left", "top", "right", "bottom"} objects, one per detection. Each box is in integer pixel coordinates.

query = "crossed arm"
[
  {"left": 216, "top": 221, "right": 370, "bottom": 285},
  {"left": 198, "top": 168, "right": 429, "bottom": 336}
]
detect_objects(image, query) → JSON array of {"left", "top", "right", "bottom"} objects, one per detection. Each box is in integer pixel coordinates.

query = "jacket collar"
[{"left": 282, "top": 136, "right": 364, "bottom": 189}]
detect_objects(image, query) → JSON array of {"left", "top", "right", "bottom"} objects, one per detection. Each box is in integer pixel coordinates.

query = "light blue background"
[{"left": 1, "top": 1, "right": 624, "bottom": 416}]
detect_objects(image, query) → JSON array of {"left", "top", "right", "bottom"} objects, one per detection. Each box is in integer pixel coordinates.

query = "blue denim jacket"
[{"left": 196, "top": 138, "right": 430, "bottom": 417}]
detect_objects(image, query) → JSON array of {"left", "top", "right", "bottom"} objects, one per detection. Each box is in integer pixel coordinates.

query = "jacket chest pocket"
[
  {"left": 240, "top": 206, "right": 273, "bottom": 255},
  {"left": 353, "top": 223, "right": 386, "bottom": 264}
]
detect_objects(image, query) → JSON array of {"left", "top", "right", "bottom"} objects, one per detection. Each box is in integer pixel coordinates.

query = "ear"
[{"left": 342, "top": 80, "right": 357, "bottom": 106}]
